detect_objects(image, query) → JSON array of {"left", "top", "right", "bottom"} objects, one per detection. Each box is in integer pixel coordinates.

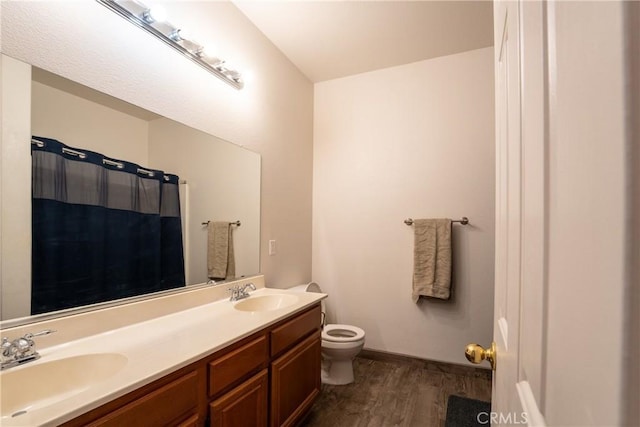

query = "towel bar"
[
  {"left": 202, "top": 220, "right": 241, "bottom": 227},
  {"left": 404, "top": 217, "right": 469, "bottom": 226}
]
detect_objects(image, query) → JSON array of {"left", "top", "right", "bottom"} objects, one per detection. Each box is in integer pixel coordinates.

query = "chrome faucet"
[
  {"left": 228, "top": 283, "right": 256, "bottom": 301},
  {"left": 1, "top": 329, "right": 56, "bottom": 370}
]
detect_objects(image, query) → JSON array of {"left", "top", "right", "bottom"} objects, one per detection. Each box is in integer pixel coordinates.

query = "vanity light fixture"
[{"left": 97, "top": 0, "right": 244, "bottom": 89}]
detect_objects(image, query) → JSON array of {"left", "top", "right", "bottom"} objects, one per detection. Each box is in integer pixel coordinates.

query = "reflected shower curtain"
[{"left": 31, "top": 136, "right": 185, "bottom": 314}]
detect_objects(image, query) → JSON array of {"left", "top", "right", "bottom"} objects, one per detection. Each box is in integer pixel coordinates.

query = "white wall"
[
  {"left": 0, "top": 56, "right": 32, "bottom": 320},
  {"left": 148, "top": 118, "right": 261, "bottom": 284},
  {"left": 543, "top": 2, "right": 630, "bottom": 424},
  {"left": 313, "top": 47, "right": 495, "bottom": 365},
  {"left": 1, "top": 0, "right": 313, "bottom": 288},
  {"left": 31, "top": 81, "right": 150, "bottom": 165}
]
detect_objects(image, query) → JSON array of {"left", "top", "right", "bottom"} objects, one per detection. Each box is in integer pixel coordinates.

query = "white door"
[
  {"left": 491, "top": 0, "right": 540, "bottom": 424},
  {"left": 467, "top": 1, "right": 633, "bottom": 425},
  {"left": 490, "top": 0, "right": 546, "bottom": 425}
]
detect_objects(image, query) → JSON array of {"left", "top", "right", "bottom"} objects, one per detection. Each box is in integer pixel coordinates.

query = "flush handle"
[{"left": 465, "top": 342, "right": 496, "bottom": 371}]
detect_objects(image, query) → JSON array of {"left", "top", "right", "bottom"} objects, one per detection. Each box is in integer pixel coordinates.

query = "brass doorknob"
[{"left": 465, "top": 342, "right": 496, "bottom": 370}]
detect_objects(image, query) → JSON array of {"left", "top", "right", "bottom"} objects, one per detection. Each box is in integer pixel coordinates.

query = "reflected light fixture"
[{"left": 97, "top": 0, "right": 244, "bottom": 89}]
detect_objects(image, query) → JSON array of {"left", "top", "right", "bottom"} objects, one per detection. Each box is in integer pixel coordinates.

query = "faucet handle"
[
  {"left": 1, "top": 337, "right": 15, "bottom": 358},
  {"left": 14, "top": 337, "right": 33, "bottom": 356},
  {"left": 24, "top": 329, "right": 56, "bottom": 339},
  {"left": 12, "top": 330, "right": 56, "bottom": 358},
  {"left": 228, "top": 286, "right": 240, "bottom": 301},
  {"left": 239, "top": 283, "right": 255, "bottom": 293}
]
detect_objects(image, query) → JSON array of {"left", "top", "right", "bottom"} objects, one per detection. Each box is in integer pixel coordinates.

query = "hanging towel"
[
  {"left": 412, "top": 218, "right": 452, "bottom": 302},
  {"left": 207, "top": 221, "right": 236, "bottom": 280}
]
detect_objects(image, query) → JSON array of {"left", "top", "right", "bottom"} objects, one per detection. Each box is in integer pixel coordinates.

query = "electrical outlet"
[{"left": 269, "top": 240, "right": 277, "bottom": 256}]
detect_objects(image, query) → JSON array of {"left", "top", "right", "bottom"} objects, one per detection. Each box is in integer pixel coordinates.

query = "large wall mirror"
[{"left": 1, "top": 54, "right": 261, "bottom": 326}]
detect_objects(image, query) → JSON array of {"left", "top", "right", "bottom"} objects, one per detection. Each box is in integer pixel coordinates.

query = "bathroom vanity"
[
  {"left": 0, "top": 278, "right": 325, "bottom": 427},
  {"left": 62, "top": 304, "right": 321, "bottom": 427}
]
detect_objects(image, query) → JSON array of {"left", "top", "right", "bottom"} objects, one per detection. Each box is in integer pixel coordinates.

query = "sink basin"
[
  {"left": 233, "top": 294, "right": 299, "bottom": 312},
  {"left": 0, "top": 353, "right": 127, "bottom": 419}
]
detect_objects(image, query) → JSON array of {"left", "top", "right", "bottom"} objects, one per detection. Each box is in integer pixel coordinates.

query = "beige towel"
[
  {"left": 412, "top": 218, "right": 452, "bottom": 302},
  {"left": 207, "top": 221, "right": 236, "bottom": 280}
]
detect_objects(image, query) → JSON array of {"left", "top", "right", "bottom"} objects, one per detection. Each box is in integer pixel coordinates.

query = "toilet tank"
[
  {"left": 289, "top": 282, "right": 322, "bottom": 293},
  {"left": 289, "top": 282, "right": 325, "bottom": 323}
]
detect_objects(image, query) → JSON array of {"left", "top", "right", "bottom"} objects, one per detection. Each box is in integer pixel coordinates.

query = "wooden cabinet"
[
  {"left": 63, "top": 303, "right": 321, "bottom": 427},
  {"left": 208, "top": 335, "right": 269, "bottom": 427},
  {"left": 85, "top": 370, "right": 200, "bottom": 427},
  {"left": 176, "top": 414, "right": 201, "bottom": 427},
  {"left": 210, "top": 369, "right": 268, "bottom": 427},
  {"left": 271, "top": 305, "right": 321, "bottom": 357},
  {"left": 209, "top": 304, "right": 321, "bottom": 427},
  {"left": 270, "top": 331, "right": 321, "bottom": 427},
  {"left": 63, "top": 365, "right": 205, "bottom": 427},
  {"left": 208, "top": 335, "right": 268, "bottom": 397}
]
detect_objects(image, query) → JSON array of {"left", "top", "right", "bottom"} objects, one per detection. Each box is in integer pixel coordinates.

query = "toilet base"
[{"left": 321, "top": 358, "right": 355, "bottom": 385}]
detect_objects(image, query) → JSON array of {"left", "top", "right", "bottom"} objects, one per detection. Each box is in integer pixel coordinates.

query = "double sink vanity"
[{"left": 0, "top": 277, "right": 326, "bottom": 427}]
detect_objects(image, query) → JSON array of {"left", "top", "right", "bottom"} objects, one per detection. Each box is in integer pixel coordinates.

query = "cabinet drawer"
[
  {"left": 270, "top": 305, "right": 321, "bottom": 357},
  {"left": 209, "top": 335, "right": 268, "bottom": 397},
  {"left": 87, "top": 370, "right": 198, "bottom": 427},
  {"left": 210, "top": 369, "right": 268, "bottom": 427}
]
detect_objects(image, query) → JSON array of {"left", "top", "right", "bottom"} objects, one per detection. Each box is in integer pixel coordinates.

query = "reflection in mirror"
[
  {"left": 31, "top": 135, "right": 187, "bottom": 314},
  {"left": 1, "top": 56, "right": 261, "bottom": 325}
]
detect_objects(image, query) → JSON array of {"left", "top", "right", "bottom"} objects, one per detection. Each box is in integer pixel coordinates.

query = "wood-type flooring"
[{"left": 301, "top": 350, "right": 492, "bottom": 427}]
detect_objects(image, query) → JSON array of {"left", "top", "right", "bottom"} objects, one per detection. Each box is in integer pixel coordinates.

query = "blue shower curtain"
[{"left": 31, "top": 136, "right": 185, "bottom": 314}]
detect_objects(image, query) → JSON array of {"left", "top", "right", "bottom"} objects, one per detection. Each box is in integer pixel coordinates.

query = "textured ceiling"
[{"left": 233, "top": 0, "right": 494, "bottom": 82}]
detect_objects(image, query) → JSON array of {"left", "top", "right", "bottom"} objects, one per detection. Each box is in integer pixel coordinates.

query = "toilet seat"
[{"left": 322, "top": 324, "right": 365, "bottom": 343}]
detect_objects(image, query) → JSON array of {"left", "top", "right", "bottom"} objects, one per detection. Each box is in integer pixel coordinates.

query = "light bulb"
[
  {"left": 225, "top": 70, "right": 241, "bottom": 83},
  {"left": 142, "top": 6, "right": 167, "bottom": 23},
  {"left": 196, "top": 46, "right": 218, "bottom": 59},
  {"left": 222, "top": 60, "right": 238, "bottom": 73},
  {"left": 177, "top": 29, "right": 193, "bottom": 41},
  {"left": 149, "top": 6, "right": 167, "bottom": 22},
  {"left": 240, "top": 68, "right": 253, "bottom": 84},
  {"left": 212, "top": 60, "right": 227, "bottom": 72}
]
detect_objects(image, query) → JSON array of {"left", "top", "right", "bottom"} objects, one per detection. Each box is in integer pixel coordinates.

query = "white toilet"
[{"left": 289, "top": 282, "right": 365, "bottom": 385}]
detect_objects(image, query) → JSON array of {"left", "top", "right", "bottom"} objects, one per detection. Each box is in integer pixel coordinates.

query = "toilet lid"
[{"left": 322, "top": 324, "right": 365, "bottom": 342}]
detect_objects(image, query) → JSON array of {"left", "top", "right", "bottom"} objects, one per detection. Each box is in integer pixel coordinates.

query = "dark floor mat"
[{"left": 444, "top": 395, "right": 491, "bottom": 427}]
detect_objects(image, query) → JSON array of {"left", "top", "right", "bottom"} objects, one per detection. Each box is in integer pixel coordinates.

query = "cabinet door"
[
  {"left": 210, "top": 369, "right": 268, "bottom": 427},
  {"left": 270, "top": 331, "right": 321, "bottom": 427}
]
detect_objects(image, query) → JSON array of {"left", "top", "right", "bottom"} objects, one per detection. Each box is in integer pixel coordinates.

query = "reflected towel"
[
  {"left": 412, "top": 218, "right": 452, "bottom": 302},
  {"left": 207, "top": 221, "right": 236, "bottom": 280}
]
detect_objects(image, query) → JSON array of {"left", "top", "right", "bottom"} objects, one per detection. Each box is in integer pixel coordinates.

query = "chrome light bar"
[{"left": 96, "top": 0, "right": 244, "bottom": 89}]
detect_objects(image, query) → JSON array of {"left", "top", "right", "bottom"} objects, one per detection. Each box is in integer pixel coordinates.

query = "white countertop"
[{"left": 0, "top": 286, "right": 326, "bottom": 426}]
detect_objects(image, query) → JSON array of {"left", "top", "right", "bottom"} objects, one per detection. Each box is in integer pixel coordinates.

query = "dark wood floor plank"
[{"left": 302, "top": 354, "right": 491, "bottom": 427}]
